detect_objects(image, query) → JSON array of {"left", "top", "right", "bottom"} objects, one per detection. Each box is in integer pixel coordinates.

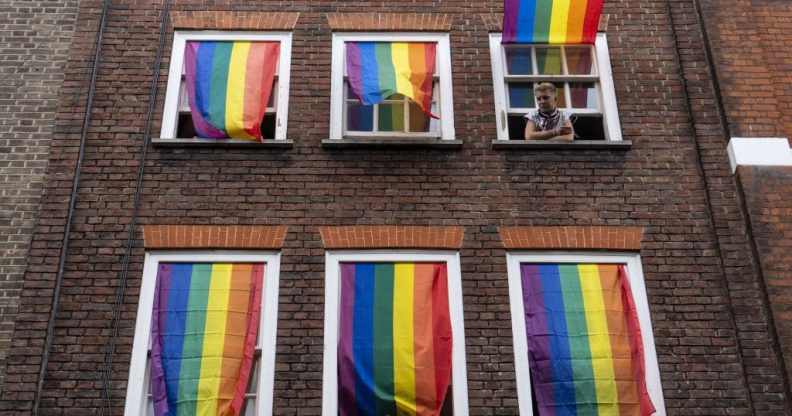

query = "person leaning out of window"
[{"left": 524, "top": 82, "right": 574, "bottom": 141}]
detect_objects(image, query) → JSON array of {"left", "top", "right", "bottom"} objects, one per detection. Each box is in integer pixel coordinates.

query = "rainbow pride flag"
[
  {"left": 346, "top": 42, "right": 438, "bottom": 118},
  {"left": 184, "top": 41, "right": 279, "bottom": 140},
  {"left": 150, "top": 263, "right": 264, "bottom": 416},
  {"left": 503, "top": 0, "right": 604, "bottom": 44},
  {"left": 521, "top": 264, "right": 655, "bottom": 415},
  {"left": 339, "top": 263, "right": 452, "bottom": 416}
]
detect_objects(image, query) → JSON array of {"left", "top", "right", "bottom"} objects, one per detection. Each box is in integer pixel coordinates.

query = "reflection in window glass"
[
  {"left": 409, "top": 101, "right": 431, "bottom": 132},
  {"left": 569, "top": 82, "right": 598, "bottom": 109},
  {"left": 565, "top": 47, "right": 594, "bottom": 75},
  {"left": 347, "top": 103, "right": 374, "bottom": 131},
  {"left": 508, "top": 82, "right": 535, "bottom": 108},
  {"left": 506, "top": 47, "right": 533, "bottom": 75},
  {"left": 535, "top": 47, "right": 562, "bottom": 75},
  {"left": 378, "top": 102, "right": 405, "bottom": 132}
]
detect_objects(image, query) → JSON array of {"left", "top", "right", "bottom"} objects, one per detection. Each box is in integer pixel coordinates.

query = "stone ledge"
[
  {"left": 491, "top": 139, "right": 632, "bottom": 150},
  {"left": 322, "top": 138, "right": 462, "bottom": 149},
  {"left": 152, "top": 138, "right": 293, "bottom": 148}
]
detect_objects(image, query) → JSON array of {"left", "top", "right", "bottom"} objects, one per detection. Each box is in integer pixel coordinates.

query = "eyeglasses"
[{"left": 536, "top": 95, "right": 552, "bottom": 101}]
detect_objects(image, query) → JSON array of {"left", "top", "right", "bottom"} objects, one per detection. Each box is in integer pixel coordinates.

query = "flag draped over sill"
[
  {"left": 150, "top": 263, "right": 264, "bottom": 416},
  {"left": 521, "top": 263, "right": 656, "bottom": 415},
  {"left": 346, "top": 42, "right": 439, "bottom": 118},
  {"left": 184, "top": 41, "right": 279, "bottom": 140},
  {"left": 503, "top": 0, "right": 604, "bottom": 44},
  {"left": 338, "top": 262, "right": 453, "bottom": 416}
]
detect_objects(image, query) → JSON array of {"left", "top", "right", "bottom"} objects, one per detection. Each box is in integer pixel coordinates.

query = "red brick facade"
[{"left": 2, "top": 0, "right": 792, "bottom": 415}]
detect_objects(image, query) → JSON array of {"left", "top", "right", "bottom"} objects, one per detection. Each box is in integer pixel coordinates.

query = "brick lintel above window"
[
  {"left": 499, "top": 226, "right": 643, "bottom": 251},
  {"left": 170, "top": 11, "right": 300, "bottom": 31},
  {"left": 326, "top": 12, "right": 453, "bottom": 32}
]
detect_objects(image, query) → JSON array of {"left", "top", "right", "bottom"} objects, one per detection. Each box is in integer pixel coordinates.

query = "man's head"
[{"left": 534, "top": 82, "right": 558, "bottom": 112}]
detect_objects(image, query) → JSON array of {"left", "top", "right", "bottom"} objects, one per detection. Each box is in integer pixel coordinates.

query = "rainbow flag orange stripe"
[
  {"left": 184, "top": 41, "right": 280, "bottom": 140},
  {"left": 150, "top": 263, "right": 264, "bottom": 416},
  {"left": 521, "top": 264, "right": 655, "bottom": 415},
  {"left": 503, "top": 0, "right": 604, "bottom": 44},
  {"left": 346, "top": 42, "right": 438, "bottom": 118},
  {"left": 338, "top": 263, "right": 452, "bottom": 416}
]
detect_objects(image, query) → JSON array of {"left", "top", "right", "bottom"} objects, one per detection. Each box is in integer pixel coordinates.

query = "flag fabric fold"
[
  {"left": 521, "top": 263, "right": 656, "bottom": 415},
  {"left": 346, "top": 42, "right": 439, "bottom": 118},
  {"left": 338, "top": 262, "right": 453, "bottom": 416},
  {"left": 150, "top": 263, "right": 264, "bottom": 416},
  {"left": 184, "top": 41, "right": 280, "bottom": 140},
  {"left": 503, "top": 0, "right": 604, "bottom": 44}
]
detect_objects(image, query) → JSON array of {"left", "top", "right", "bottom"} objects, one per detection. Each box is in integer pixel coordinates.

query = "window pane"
[
  {"left": 569, "top": 82, "right": 598, "bottom": 109},
  {"left": 508, "top": 82, "right": 535, "bottom": 108},
  {"left": 571, "top": 113, "right": 605, "bottom": 140},
  {"left": 505, "top": 47, "right": 533, "bottom": 75},
  {"left": 554, "top": 82, "right": 567, "bottom": 108},
  {"left": 508, "top": 114, "right": 527, "bottom": 140},
  {"left": 565, "top": 47, "right": 594, "bottom": 75},
  {"left": 247, "top": 359, "right": 260, "bottom": 393},
  {"left": 347, "top": 103, "right": 374, "bottom": 131},
  {"left": 535, "top": 47, "right": 563, "bottom": 75},
  {"left": 240, "top": 399, "right": 256, "bottom": 416},
  {"left": 378, "top": 102, "right": 405, "bottom": 132},
  {"left": 409, "top": 101, "right": 431, "bottom": 132}
]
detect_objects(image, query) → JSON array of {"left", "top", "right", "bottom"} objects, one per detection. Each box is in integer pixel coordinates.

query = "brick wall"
[
  {"left": 1, "top": 1, "right": 789, "bottom": 415},
  {"left": 738, "top": 166, "right": 792, "bottom": 393},
  {"left": 700, "top": 0, "right": 792, "bottom": 140},
  {"left": 0, "top": 0, "right": 78, "bottom": 394}
]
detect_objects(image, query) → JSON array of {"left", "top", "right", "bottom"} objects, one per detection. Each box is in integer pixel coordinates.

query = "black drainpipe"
[
  {"left": 32, "top": 0, "right": 112, "bottom": 413},
  {"left": 98, "top": 0, "right": 172, "bottom": 414}
]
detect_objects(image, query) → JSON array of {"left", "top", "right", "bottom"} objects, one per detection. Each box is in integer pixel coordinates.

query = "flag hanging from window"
[
  {"left": 184, "top": 41, "right": 279, "bottom": 140},
  {"left": 521, "top": 263, "right": 656, "bottom": 415},
  {"left": 346, "top": 42, "right": 439, "bottom": 118},
  {"left": 150, "top": 263, "right": 264, "bottom": 416},
  {"left": 503, "top": 0, "right": 604, "bottom": 44},
  {"left": 338, "top": 262, "right": 452, "bottom": 416}
]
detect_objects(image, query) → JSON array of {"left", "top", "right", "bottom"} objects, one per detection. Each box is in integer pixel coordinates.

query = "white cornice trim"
[{"left": 727, "top": 137, "right": 792, "bottom": 173}]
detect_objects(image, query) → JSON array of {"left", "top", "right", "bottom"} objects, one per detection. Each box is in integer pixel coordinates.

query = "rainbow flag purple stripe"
[
  {"left": 521, "top": 263, "right": 656, "bottom": 415},
  {"left": 503, "top": 0, "right": 604, "bottom": 44}
]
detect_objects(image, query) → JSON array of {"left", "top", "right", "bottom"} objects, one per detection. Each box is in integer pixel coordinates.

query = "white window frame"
[
  {"left": 505, "top": 252, "right": 665, "bottom": 415},
  {"left": 329, "top": 32, "right": 456, "bottom": 141},
  {"left": 123, "top": 251, "right": 282, "bottom": 416},
  {"left": 489, "top": 33, "right": 622, "bottom": 141},
  {"left": 321, "top": 250, "right": 469, "bottom": 415},
  {"left": 161, "top": 31, "right": 293, "bottom": 141}
]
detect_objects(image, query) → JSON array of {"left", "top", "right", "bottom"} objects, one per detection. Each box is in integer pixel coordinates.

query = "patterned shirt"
[{"left": 524, "top": 109, "right": 570, "bottom": 132}]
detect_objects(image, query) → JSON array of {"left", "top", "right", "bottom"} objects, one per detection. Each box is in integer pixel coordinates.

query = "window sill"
[
  {"left": 152, "top": 138, "right": 293, "bottom": 148},
  {"left": 491, "top": 139, "right": 632, "bottom": 150},
  {"left": 322, "top": 138, "right": 463, "bottom": 149}
]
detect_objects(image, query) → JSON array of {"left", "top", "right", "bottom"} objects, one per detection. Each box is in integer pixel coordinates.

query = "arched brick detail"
[
  {"left": 326, "top": 13, "right": 453, "bottom": 31},
  {"left": 499, "top": 226, "right": 642, "bottom": 251},
  {"left": 142, "top": 225, "right": 288, "bottom": 249},
  {"left": 170, "top": 11, "right": 300, "bottom": 30},
  {"left": 319, "top": 226, "right": 464, "bottom": 249}
]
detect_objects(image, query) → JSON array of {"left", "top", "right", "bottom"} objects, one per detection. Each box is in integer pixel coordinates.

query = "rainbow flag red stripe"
[
  {"left": 346, "top": 42, "right": 438, "bottom": 118},
  {"left": 338, "top": 262, "right": 452, "bottom": 416},
  {"left": 150, "top": 263, "right": 264, "bottom": 416},
  {"left": 184, "top": 41, "right": 279, "bottom": 140},
  {"left": 521, "top": 264, "right": 655, "bottom": 415},
  {"left": 503, "top": 0, "right": 604, "bottom": 44}
]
